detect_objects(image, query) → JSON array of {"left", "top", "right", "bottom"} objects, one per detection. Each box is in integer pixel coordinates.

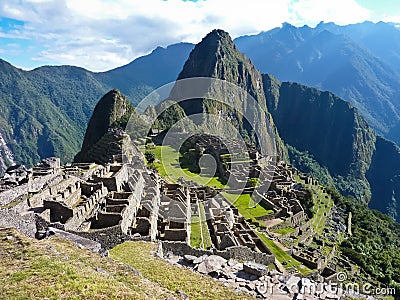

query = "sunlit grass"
[
  {"left": 0, "top": 228, "right": 174, "bottom": 299},
  {"left": 146, "top": 145, "right": 227, "bottom": 188},
  {"left": 110, "top": 241, "right": 253, "bottom": 300},
  {"left": 222, "top": 192, "right": 273, "bottom": 224},
  {"left": 255, "top": 232, "right": 313, "bottom": 276}
]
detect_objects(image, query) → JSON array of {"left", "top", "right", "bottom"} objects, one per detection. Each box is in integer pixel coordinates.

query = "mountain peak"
[
  {"left": 166, "top": 29, "right": 287, "bottom": 159},
  {"left": 173, "top": 28, "right": 267, "bottom": 109},
  {"left": 74, "top": 89, "right": 133, "bottom": 163},
  {"left": 205, "top": 29, "right": 232, "bottom": 42},
  {"left": 176, "top": 29, "right": 237, "bottom": 80}
]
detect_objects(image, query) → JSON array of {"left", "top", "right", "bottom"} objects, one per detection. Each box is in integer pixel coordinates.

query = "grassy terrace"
[
  {"left": 255, "top": 232, "right": 313, "bottom": 276},
  {"left": 190, "top": 203, "right": 212, "bottom": 249},
  {"left": 190, "top": 215, "right": 202, "bottom": 248},
  {"left": 110, "top": 241, "right": 253, "bottom": 300},
  {"left": 293, "top": 174, "right": 334, "bottom": 236},
  {"left": 147, "top": 145, "right": 226, "bottom": 188},
  {"left": 143, "top": 145, "right": 313, "bottom": 274},
  {"left": 310, "top": 186, "right": 334, "bottom": 235},
  {"left": 222, "top": 192, "right": 273, "bottom": 225},
  {"left": 198, "top": 202, "right": 212, "bottom": 248},
  {"left": 273, "top": 227, "right": 295, "bottom": 235}
]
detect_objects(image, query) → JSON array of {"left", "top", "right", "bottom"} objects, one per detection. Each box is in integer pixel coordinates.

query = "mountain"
[
  {"left": 235, "top": 22, "right": 400, "bottom": 141},
  {"left": 3, "top": 21, "right": 400, "bottom": 175},
  {"left": 2, "top": 24, "right": 400, "bottom": 221},
  {"left": 263, "top": 73, "right": 400, "bottom": 221},
  {"left": 367, "top": 137, "right": 400, "bottom": 221},
  {"left": 154, "top": 29, "right": 400, "bottom": 221},
  {"left": 263, "top": 74, "right": 375, "bottom": 199},
  {"left": 0, "top": 43, "right": 193, "bottom": 174},
  {"left": 315, "top": 21, "right": 400, "bottom": 72},
  {"left": 74, "top": 89, "right": 134, "bottom": 164},
  {"left": 161, "top": 29, "right": 287, "bottom": 158},
  {"left": 97, "top": 42, "right": 194, "bottom": 105},
  {"left": 0, "top": 60, "right": 106, "bottom": 172}
]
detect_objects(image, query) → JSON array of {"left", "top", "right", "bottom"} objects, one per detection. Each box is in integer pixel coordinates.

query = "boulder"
[
  {"left": 183, "top": 255, "right": 197, "bottom": 263},
  {"left": 193, "top": 254, "right": 208, "bottom": 264},
  {"left": 243, "top": 262, "right": 269, "bottom": 277},
  {"left": 197, "top": 255, "right": 227, "bottom": 274},
  {"left": 48, "top": 227, "right": 101, "bottom": 253},
  {"left": 283, "top": 276, "right": 301, "bottom": 294},
  {"left": 227, "top": 258, "right": 238, "bottom": 266}
]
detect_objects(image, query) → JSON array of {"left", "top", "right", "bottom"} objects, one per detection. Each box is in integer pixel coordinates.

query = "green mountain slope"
[
  {"left": 0, "top": 60, "right": 100, "bottom": 169},
  {"left": 0, "top": 43, "right": 193, "bottom": 173},
  {"left": 263, "top": 73, "right": 400, "bottom": 221},
  {"left": 367, "top": 137, "right": 400, "bottom": 221},
  {"left": 263, "top": 74, "right": 376, "bottom": 200}
]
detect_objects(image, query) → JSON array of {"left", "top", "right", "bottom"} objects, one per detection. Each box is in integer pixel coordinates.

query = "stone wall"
[
  {"left": 162, "top": 241, "right": 275, "bottom": 265},
  {"left": 92, "top": 164, "right": 129, "bottom": 192},
  {"left": 0, "top": 172, "right": 62, "bottom": 206},
  {"left": 44, "top": 181, "right": 107, "bottom": 231},
  {"left": 28, "top": 175, "right": 65, "bottom": 207},
  {"left": 292, "top": 252, "right": 319, "bottom": 269},
  {"left": 92, "top": 212, "right": 122, "bottom": 229},
  {"left": 0, "top": 208, "right": 36, "bottom": 237},
  {"left": 71, "top": 225, "right": 131, "bottom": 250}
]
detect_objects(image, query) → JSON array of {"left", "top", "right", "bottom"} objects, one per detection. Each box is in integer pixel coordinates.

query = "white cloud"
[
  {"left": 289, "top": 0, "right": 371, "bottom": 26},
  {"left": 0, "top": 0, "right": 374, "bottom": 71},
  {"left": 382, "top": 15, "right": 400, "bottom": 24}
]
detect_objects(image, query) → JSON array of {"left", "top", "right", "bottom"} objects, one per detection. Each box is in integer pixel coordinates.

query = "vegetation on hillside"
[
  {"left": 327, "top": 188, "right": 400, "bottom": 292},
  {"left": 288, "top": 145, "right": 335, "bottom": 187}
]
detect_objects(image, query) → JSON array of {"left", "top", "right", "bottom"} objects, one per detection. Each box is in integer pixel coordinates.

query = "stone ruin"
[
  {"left": 183, "top": 134, "right": 264, "bottom": 189},
  {"left": 0, "top": 134, "right": 344, "bottom": 285}
]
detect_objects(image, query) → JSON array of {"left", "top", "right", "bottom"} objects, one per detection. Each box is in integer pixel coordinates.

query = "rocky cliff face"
[
  {"left": 367, "top": 137, "right": 400, "bottom": 221},
  {"left": 174, "top": 29, "right": 267, "bottom": 114},
  {"left": 74, "top": 89, "right": 134, "bottom": 164},
  {"left": 263, "top": 73, "right": 376, "bottom": 202}
]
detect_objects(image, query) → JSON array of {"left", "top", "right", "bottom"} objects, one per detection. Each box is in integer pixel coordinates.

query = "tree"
[{"left": 144, "top": 151, "right": 156, "bottom": 164}]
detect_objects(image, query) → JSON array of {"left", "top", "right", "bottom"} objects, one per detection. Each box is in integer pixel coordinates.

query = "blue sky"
[{"left": 0, "top": 0, "right": 399, "bottom": 71}]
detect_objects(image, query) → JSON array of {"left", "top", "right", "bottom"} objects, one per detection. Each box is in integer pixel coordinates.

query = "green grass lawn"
[
  {"left": 222, "top": 192, "right": 273, "bottom": 224},
  {"left": 273, "top": 227, "right": 295, "bottom": 235},
  {"left": 199, "top": 202, "right": 212, "bottom": 249},
  {"left": 190, "top": 203, "right": 212, "bottom": 249},
  {"left": 190, "top": 215, "right": 202, "bottom": 248},
  {"left": 146, "top": 145, "right": 226, "bottom": 188},
  {"left": 110, "top": 241, "right": 253, "bottom": 300}
]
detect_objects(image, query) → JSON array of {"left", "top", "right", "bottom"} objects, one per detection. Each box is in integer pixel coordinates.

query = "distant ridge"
[{"left": 235, "top": 21, "right": 400, "bottom": 140}]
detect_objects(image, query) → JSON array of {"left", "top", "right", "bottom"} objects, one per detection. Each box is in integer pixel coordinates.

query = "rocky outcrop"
[
  {"left": 163, "top": 251, "right": 376, "bottom": 299},
  {"left": 74, "top": 89, "right": 134, "bottom": 164}
]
